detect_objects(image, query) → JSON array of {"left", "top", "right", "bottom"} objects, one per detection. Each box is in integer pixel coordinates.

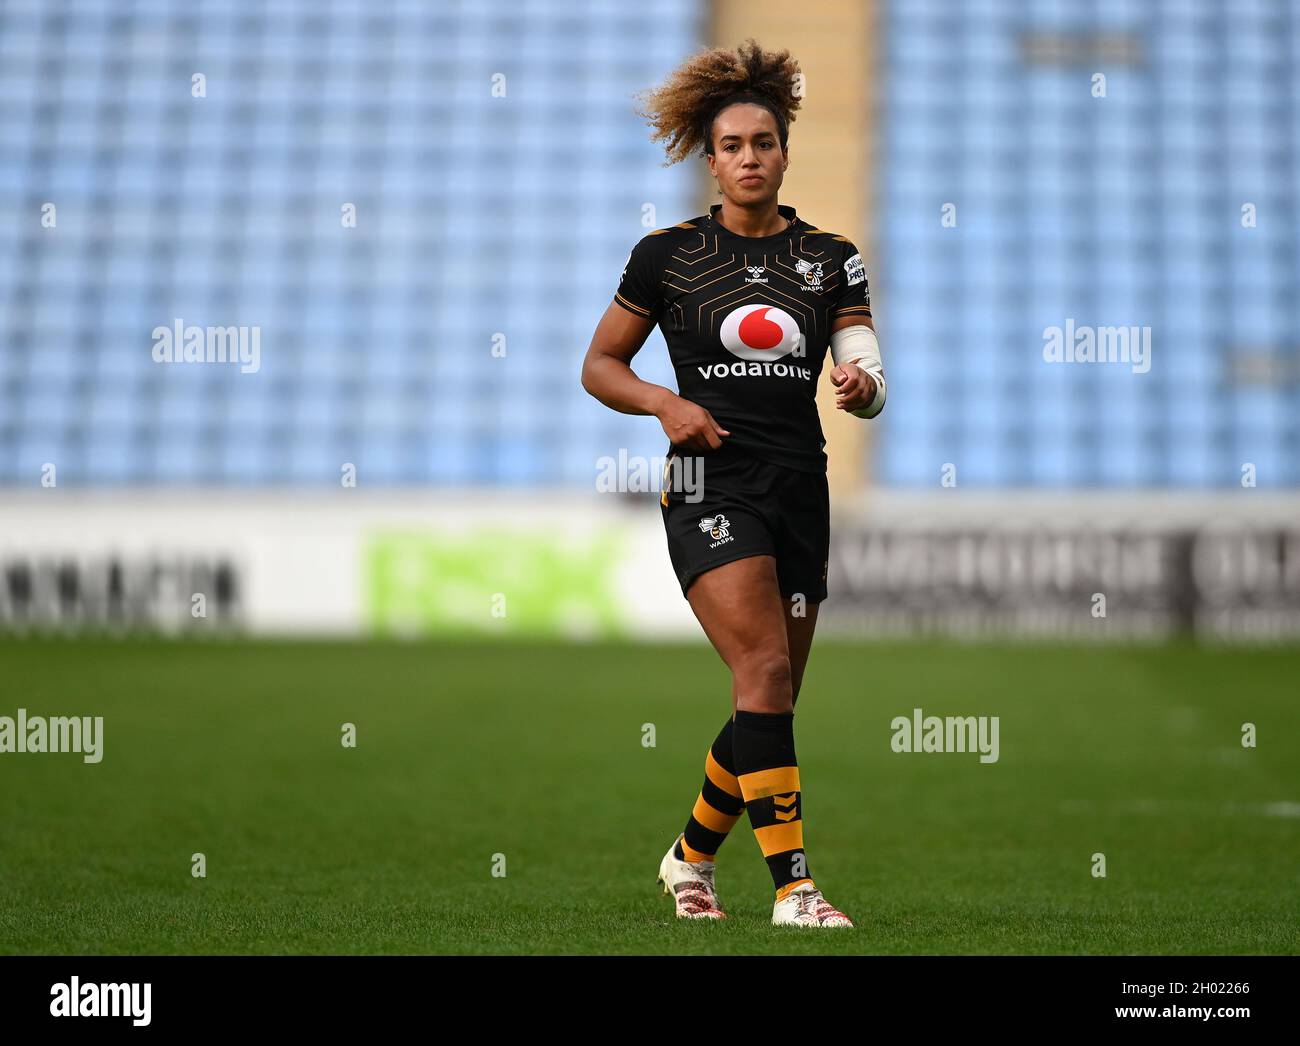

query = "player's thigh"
[{"left": 686, "top": 555, "right": 793, "bottom": 708}]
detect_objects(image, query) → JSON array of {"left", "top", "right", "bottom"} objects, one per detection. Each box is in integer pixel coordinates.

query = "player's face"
[{"left": 708, "top": 104, "right": 786, "bottom": 205}]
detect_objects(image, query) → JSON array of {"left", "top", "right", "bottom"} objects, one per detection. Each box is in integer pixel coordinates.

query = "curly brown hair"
[{"left": 633, "top": 38, "right": 803, "bottom": 166}]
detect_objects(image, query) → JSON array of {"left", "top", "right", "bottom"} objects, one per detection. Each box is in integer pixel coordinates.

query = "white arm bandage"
[{"left": 829, "top": 324, "right": 887, "bottom": 419}]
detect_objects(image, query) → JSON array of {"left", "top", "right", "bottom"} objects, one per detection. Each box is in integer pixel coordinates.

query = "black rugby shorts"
[{"left": 659, "top": 449, "right": 830, "bottom": 603}]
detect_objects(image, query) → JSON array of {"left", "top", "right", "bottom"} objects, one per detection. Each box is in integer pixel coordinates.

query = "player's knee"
[{"left": 735, "top": 652, "right": 793, "bottom": 714}]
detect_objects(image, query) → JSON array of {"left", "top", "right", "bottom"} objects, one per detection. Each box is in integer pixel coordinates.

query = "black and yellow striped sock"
[
  {"left": 733, "top": 709, "right": 813, "bottom": 900},
  {"left": 674, "top": 717, "right": 746, "bottom": 863}
]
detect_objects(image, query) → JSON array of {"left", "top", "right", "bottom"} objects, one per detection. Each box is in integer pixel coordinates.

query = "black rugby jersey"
[{"left": 613, "top": 203, "right": 871, "bottom": 474}]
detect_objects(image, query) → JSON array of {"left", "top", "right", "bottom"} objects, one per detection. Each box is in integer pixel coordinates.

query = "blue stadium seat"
[
  {"left": 0, "top": 0, "right": 699, "bottom": 486},
  {"left": 881, "top": 0, "right": 1300, "bottom": 487}
]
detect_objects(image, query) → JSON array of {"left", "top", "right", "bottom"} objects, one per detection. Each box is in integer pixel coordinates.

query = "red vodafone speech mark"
[{"left": 737, "top": 307, "right": 784, "bottom": 350}]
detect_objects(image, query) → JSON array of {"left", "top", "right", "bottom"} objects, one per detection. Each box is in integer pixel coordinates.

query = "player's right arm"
[{"left": 580, "top": 237, "right": 730, "bottom": 451}]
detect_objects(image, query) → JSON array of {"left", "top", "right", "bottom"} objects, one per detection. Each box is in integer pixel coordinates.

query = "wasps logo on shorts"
[{"left": 698, "top": 514, "right": 731, "bottom": 541}]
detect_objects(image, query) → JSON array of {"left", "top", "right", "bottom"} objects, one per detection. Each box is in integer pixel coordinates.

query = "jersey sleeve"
[
  {"left": 612, "top": 233, "right": 665, "bottom": 322},
  {"left": 830, "top": 239, "right": 872, "bottom": 320}
]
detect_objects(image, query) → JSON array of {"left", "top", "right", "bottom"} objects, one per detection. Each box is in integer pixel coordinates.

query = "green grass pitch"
[{"left": 1, "top": 636, "right": 1297, "bottom": 955}]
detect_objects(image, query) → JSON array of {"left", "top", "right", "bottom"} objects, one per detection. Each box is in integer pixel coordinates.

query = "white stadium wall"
[{"left": 2, "top": 491, "right": 1299, "bottom": 643}]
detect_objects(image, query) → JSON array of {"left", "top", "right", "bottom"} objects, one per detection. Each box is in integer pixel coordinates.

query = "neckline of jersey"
[{"left": 707, "top": 203, "right": 799, "bottom": 243}]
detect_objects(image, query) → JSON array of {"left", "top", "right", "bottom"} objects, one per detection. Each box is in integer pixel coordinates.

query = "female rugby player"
[{"left": 580, "top": 40, "right": 886, "bottom": 928}]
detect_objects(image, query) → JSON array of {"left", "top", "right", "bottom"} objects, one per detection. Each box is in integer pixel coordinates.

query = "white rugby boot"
[
  {"left": 771, "top": 882, "right": 853, "bottom": 928},
  {"left": 657, "top": 835, "right": 726, "bottom": 919}
]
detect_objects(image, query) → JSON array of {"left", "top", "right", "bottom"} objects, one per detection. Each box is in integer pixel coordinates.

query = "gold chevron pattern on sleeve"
[{"left": 613, "top": 292, "right": 651, "bottom": 316}]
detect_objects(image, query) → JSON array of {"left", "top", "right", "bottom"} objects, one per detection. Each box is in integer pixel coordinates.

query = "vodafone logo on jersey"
[{"left": 719, "top": 305, "right": 805, "bottom": 362}]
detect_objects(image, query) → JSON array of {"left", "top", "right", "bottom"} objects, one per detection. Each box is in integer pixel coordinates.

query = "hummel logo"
[
  {"left": 774, "top": 792, "right": 798, "bottom": 822},
  {"left": 744, "top": 265, "right": 768, "bottom": 284}
]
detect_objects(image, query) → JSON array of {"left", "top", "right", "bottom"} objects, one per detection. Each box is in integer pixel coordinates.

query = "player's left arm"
[
  {"left": 828, "top": 312, "right": 881, "bottom": 416},
  {"left": 826, "top": 240, "right": 885, "bottom": 418}
]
